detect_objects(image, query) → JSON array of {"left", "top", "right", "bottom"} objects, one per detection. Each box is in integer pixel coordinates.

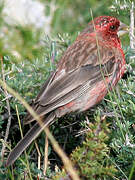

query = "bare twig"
[
  {"left": 43, "top": 135, "right": 49, "bottom": 176},
  {"left": 35, "top": 141, "right": 41, "bottom": 178},
  {"left": 16, "top": 105, "right": 33, "bottom": 180},
  {"left": 130, "top": 2, "right": 135, "bottom": 49},
  {"left": 0, "top": 56, "right": 12, "bottom": 159}
]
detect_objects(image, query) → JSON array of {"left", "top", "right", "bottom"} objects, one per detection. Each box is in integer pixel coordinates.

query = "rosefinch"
[{"left": 6, "top": 16, "right": 128, "bottom": 166}]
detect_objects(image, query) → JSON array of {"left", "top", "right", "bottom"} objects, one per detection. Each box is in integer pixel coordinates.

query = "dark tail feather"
[{"left": 6, "top": 112, "right": 55, "bottom": 166}]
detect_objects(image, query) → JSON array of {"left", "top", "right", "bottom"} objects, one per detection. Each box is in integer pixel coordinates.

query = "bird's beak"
[{"left": 118, "top": 22, "right": 129, "bottom": 37}]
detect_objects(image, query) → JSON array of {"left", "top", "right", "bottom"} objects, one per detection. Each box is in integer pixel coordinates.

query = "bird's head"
[
  {"left": 80, "top": 16, "right": 128, "bottom": 42},
  {"left": 94, "top": 16, "right": 120, "bottom": 35}
]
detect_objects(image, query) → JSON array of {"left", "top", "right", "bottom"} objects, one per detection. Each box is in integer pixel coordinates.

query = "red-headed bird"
[{"left": 6, "top": 16, "right": 128, "bottom": 166}]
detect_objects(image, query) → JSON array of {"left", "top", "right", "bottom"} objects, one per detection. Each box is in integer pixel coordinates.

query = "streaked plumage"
[{"left": 6, "top": 16, "right": 126, "bottom": 166}]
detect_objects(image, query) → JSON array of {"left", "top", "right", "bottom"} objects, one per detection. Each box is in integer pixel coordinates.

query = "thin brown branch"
[
  {"left": 0, "top": 56, "right": 12, "bottom": 160},
  {"left": 130, "top": 1, "right": 135, "bottom": 49},
  {"left": 16, "top": 105, "right": 33, "bottom": 180},
  {"left": 35, "top": 141, "right": 41, "bottom": 178},
  {"left": 43, "top": 135, "right": 49, "bottom": 176}
]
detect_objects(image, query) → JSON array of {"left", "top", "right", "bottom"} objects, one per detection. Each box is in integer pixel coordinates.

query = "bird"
[{"left": 6, "top": 16, "right": 128, "bottom": 166}]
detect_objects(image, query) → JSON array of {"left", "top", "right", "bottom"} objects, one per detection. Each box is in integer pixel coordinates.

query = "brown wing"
[
  {"left": 56, "top": 37, "right": 116, "bottom": 74},
  {"left": 36, "top": 39, "right": 116, "bottom": 104},
  {"left": 35, "top": 71, "right": 56, "bottom": 101},
  {"left": 25, "top": 38, "right": 120, "bottom": 124}
]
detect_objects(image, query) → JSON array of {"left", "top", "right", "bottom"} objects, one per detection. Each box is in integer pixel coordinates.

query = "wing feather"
[{"left": 25, "top": 39, "right": 118, "bottom": 124}]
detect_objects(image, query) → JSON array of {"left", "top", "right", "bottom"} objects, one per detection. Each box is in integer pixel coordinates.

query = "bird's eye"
[{"left": 110, "top": 25, "right": 116, "bottom": 31}]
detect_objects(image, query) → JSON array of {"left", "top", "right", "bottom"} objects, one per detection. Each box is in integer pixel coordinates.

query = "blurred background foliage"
[
  {"left": 0, "top": 0, "right": 135, "bottom": 179},
  {"left": 0, "top": 0, "right": 131, "bottom": 59}
]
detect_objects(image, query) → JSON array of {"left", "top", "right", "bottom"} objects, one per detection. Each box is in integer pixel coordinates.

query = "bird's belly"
[
  {"left": 80, "top": 78, "right": 110, "bottom": 111},
  {"left": 55, "top": 78, "right": 112, "bottom": 117}
]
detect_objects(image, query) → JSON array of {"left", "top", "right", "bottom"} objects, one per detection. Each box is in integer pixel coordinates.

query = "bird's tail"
[{"left": 6, "top": 112, "right": 55, "bottom": 166}]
